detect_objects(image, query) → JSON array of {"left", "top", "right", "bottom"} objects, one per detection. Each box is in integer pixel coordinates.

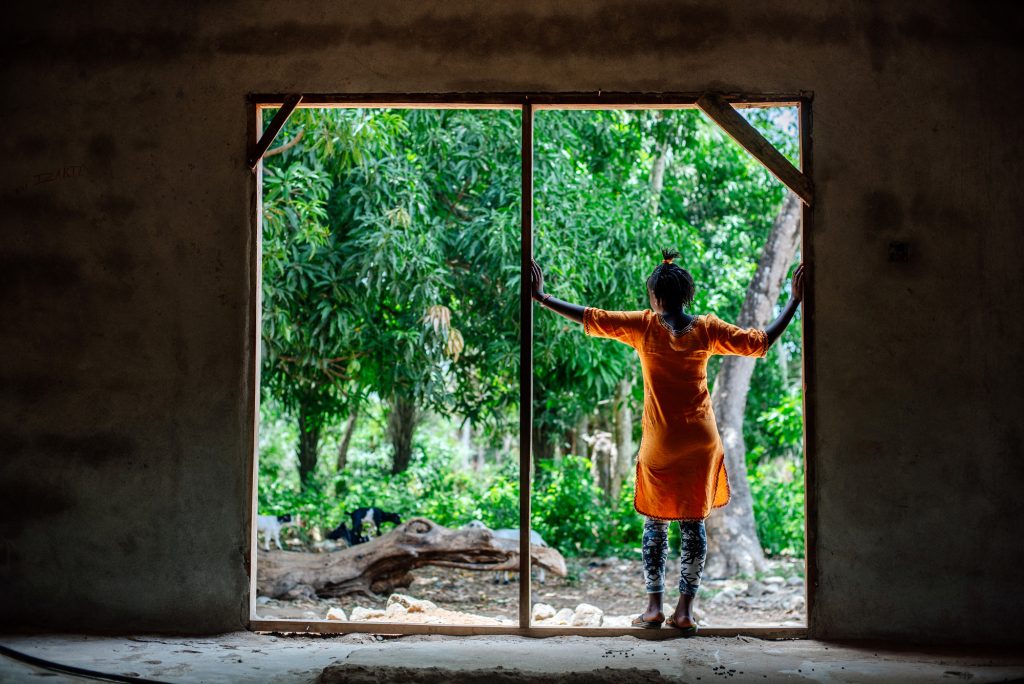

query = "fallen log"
[{"left": 257, "top": 517, "right": 567, "bottom": 599}]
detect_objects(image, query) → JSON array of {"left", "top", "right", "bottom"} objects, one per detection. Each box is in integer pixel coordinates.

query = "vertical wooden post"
[
  {"left": 798, "top": 98, "right": 817, "bottom": 634},
  {"left": 519, "top": 101, "right": 534, "bottom": 628},
  {"left": 247, "top": 102, "right": 265, "bottom": 623}
]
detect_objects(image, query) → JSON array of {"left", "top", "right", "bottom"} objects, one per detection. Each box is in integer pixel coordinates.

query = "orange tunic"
[{"left": 583, "top": 308, "right": 769, "bottom": 521}]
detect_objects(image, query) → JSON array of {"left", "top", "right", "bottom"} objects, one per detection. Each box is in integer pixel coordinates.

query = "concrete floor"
[{"left": 1, "top": 633, "right": 1022, "bottom": 683}]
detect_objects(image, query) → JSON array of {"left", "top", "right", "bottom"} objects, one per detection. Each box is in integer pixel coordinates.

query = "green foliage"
[
  {"left": 258, "top": 417, "right": 646, "bottom": 557},
  {"left": 749, "top": 457, "right": 805, "bottom": 557},
  {"left": 258, "top": 106, "right": 807, "bottom": 558},
  {"left": 261, "top": 108, "right": 523, "bottom": 479},
  {"left": 531, "top": 456, "right": 645, "bottom": 557},
  {"left": 259, "top": 400, "right": 520, "bottom": 533}
]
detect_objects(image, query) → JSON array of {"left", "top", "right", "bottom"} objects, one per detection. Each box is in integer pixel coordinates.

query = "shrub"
[{"left": 748, "top": 456, "right": 804, "bottom": 557}]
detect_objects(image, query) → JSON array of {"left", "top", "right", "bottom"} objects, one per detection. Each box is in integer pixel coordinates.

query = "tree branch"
[{"left": 264, "top": 128, "right": 305, "bottom": 159}]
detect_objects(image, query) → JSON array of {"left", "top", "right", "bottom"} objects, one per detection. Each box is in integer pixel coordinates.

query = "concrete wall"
[{"left": 2, "top": 1, "right": 1022, "bottom": 642}]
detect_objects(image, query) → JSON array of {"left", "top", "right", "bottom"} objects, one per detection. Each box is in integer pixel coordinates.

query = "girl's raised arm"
[
  {"left": 764, "top": 263, "right": 806, "bottom": 346},
  {"left": 531, "top": 259, "right": 585, "bottom": 324}
]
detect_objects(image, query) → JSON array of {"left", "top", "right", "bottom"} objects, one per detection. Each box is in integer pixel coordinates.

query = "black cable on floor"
[{"left": 0, "top": 643, "right": 173, "bottom": 684}]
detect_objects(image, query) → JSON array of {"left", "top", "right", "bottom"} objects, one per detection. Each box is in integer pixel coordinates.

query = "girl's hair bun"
[{"left": 648, "top": 248, "right": 695, "bottom": 309}]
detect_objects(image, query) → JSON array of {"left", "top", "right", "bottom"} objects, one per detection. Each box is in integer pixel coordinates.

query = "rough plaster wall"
[{"left": 1, "top": 1, "right": 1021, "bottom": 642}]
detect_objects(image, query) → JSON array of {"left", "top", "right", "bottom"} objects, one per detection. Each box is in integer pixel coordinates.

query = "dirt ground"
[{"left": 256, "top": 555, "right": 805, "bottom": 627}]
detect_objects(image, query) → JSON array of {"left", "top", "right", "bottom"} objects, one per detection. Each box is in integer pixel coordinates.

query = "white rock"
[
  {"left": 783, "top": 595, "right": 806, "bottom": 611},
  {"left": 763, "top": 576, "right": 786, "bottom": 585},
  {"left": 325, "top": 607, "right": 347, "bottom": 621},
  {"left": 385, "top": 602, "right": 408, "bottom": 617},
  {"left": 284, "top": 584, "right": 317, "bottom": 601},
  {"left": 552, "top": 608, "right": 574, "bottom": 625},
  {"left": 387, "top": 593, "right": 437, "bottom": 613},
  {"left": 350, "top": 606, "right": 386, "bottom": 621},
  {"left": 532, "top": 603, "right": 556, "bottom": 621},
  {"left": 571, "top": 603, "right": 604, "bottom": 627},
  {"left": 786, "top": 576, "right": 804, "bottom": 586},
  {"left": 600, "top": 614, "right": 634, "bottom": 627},
  {"left": 256, "top": 596, "right": 272, "bottom": 605}
]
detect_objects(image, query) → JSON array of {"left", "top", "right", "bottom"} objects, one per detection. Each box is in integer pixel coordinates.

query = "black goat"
[
  {"left": 325, "top": 522, "right": 367, "bottom": 546},
  {"left": 350, "top": 507, "right": 402, "bottom": 539}
]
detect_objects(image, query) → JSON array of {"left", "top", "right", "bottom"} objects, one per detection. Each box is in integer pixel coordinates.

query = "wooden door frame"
[{"left": 245, "top": 92, "right": 816, "bottom": 639}]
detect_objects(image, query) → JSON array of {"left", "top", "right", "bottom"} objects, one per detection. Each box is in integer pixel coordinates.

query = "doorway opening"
[
  {"left": 530, "top": 106, "right": 806, "bottom": 629},
  {"left": 246, "top": 93, "right": 814, "bottom": 637}
]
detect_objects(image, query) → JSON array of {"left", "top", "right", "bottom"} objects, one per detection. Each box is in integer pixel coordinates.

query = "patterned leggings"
[{"left": 642, "top": 517, "right": 707, "bottom": 597}]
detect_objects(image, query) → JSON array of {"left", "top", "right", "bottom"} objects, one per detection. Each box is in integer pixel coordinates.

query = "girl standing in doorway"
[{"left": 530, "top": 250, "right": 805, "bottom": 634}]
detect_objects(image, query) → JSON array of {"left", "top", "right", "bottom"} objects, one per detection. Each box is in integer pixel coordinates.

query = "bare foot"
[
  {"left": 671, "top": 595, "right": 696, "bottom": 628},
  {"left": 669, "top": 610, "right": 696, "bottom": 628},
  {"left": 640, "top": 608, "right": 665, "bottom": 623}
]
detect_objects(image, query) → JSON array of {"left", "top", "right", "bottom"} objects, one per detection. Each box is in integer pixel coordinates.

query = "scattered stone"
[
  {"left": 256, "top": 596, "right": 272, "bottom": 605},
  {"left": 783, "top": 595, "right": 806, "bottom": 611},
  {"left": 385, "top": 602, "right": 408, "bottom": 618},
  {"left": 532, "top": 603, "right": 556, "bottom": 621},
  {"left": 351, "top": 596, "right": 506, "bottom": 626},
  {"left": 763, "top": 576, "right": 785, "bottom": 585},
  {"left": 745, "top": 581, "right": 765, "bottom": 598},
  {"left": 552, "top": 608, "right": 575, "bottom": 625},
  {"left": 600, "top": 614, "right": 634, "bottom": 627},
  {"left": 387, "top": 593, "right": 437, "bottom": 613},
  {"left": 256, "top": 556, "right": 806, "bottom": 627},
  {"left": 325, "top": 607, "right": 347, "bottom": 621},
  {"left": 571, "top": 602, "right": 604, "bottom": 627},
  {"left": 350, "top": 606, "right": 387, "bottom": 621},
  {"left": 284, "top": 584, "right": 317, "bottom": 601}
]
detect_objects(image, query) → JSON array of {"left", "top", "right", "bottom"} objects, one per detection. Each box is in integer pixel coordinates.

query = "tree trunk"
[
  {"left": 650, "top": 139, "right": 671, "bottom": 199},
  {"left": 595, "top": 433, "right": 612, "bottom": 497},
  {"left": 575, "top": 414, "right": 589, "bottom": 459},
  {"left": 335, "top": 407, "right": 359, "bottom": 472},
  {"left": 459, "top": 421, "right": 473, "bottom": 469},
  {"left": 500, "top": 433, "right": 513, "bottom": 465},
  {"left": 297, "top": 406, "right": 321, "bottom": 488},
  {"left": 531, "top": 421, "right": 556, "bottom": 483},
  {"left": 256, "top": 517, "right": 567, "bottom": 599},
  {"left": 587, "top": 412, "right": 616, "bottom": 499},
  {"left": 705, "top": 192, "right": 802, "bottom": 578},
  {"left": 387, "top": 393, "right": 420, "bottom": 475},
  {"left": 612, "top": 378, "right": 634, "bottom": 503}
]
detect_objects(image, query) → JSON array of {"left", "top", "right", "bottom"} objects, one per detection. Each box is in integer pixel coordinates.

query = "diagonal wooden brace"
[
  {"left": 247, "top": 94, "right": 303, "bottom": 170},
  {"left": 697, "top": 93, "right": 813, "bottom": 205}
]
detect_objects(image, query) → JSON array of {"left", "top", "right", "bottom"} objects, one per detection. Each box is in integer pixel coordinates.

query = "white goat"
[{"left": 257, "top": 514, "right": 301, "bottom": 551}]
